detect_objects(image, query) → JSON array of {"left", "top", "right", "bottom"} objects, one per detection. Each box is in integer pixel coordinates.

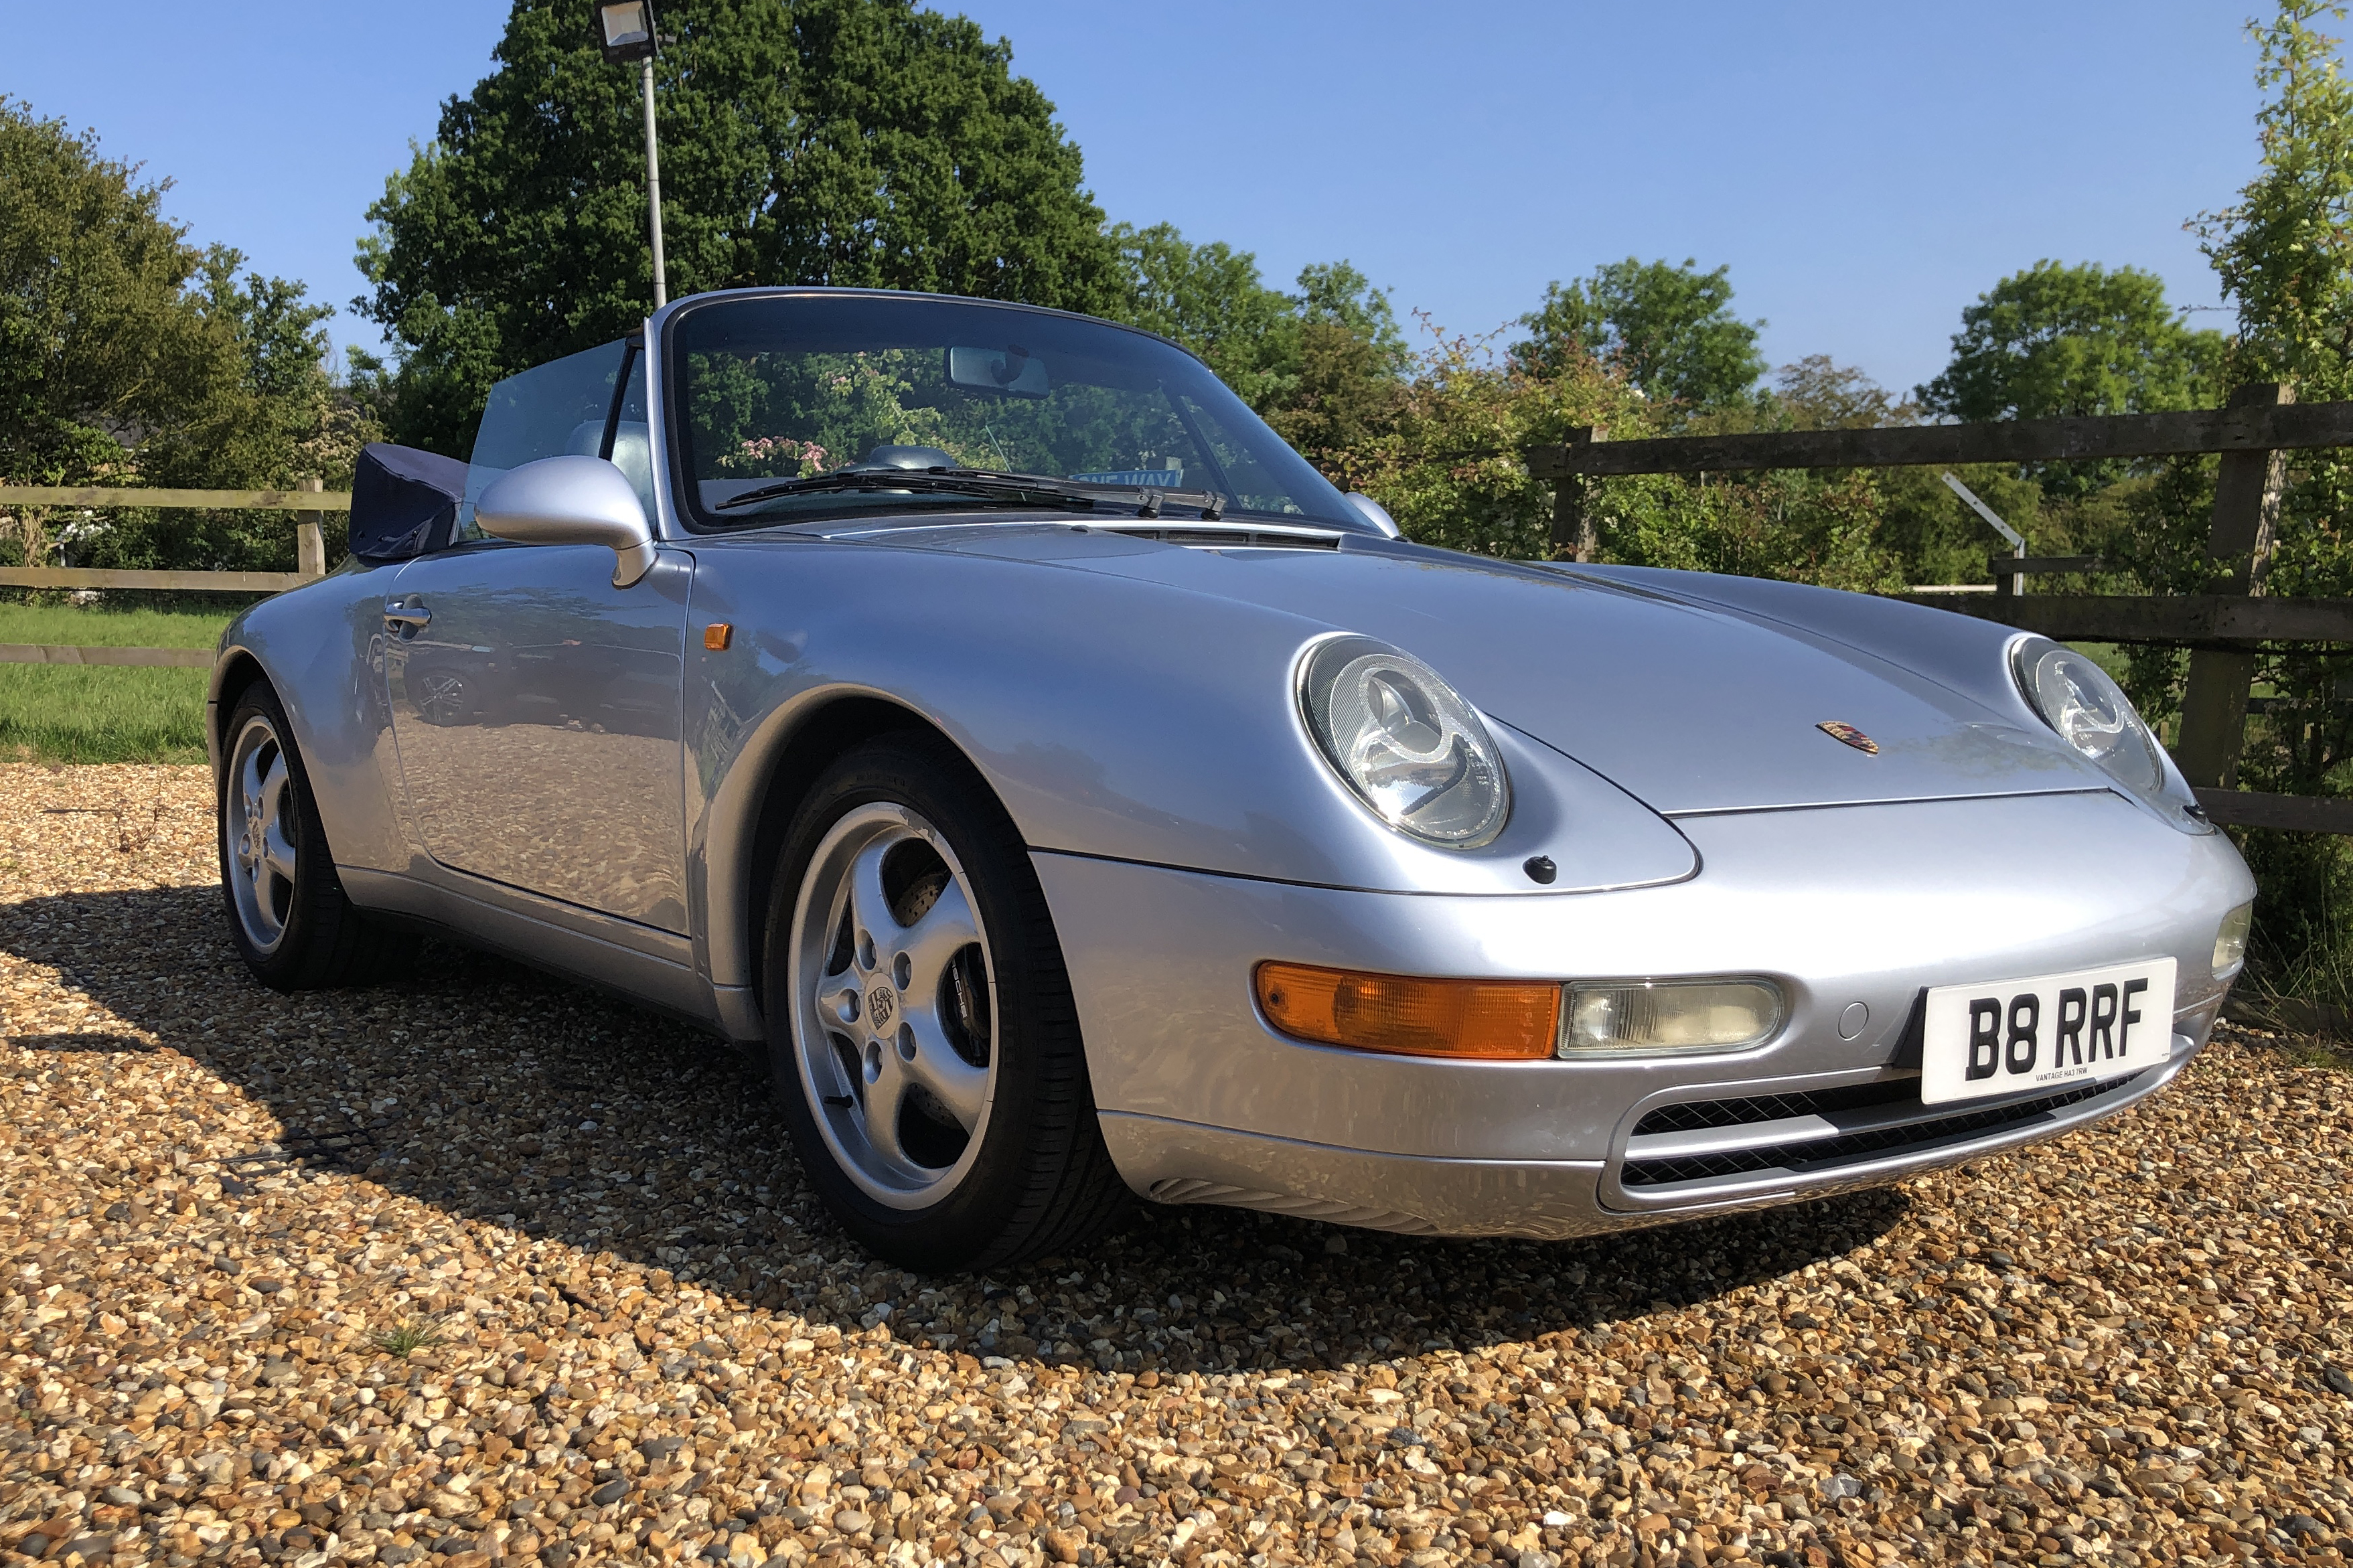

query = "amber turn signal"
[
  {"left": 704, "top": 622, "right": 733, "bottom": 651},
  {"left": 1254, "top": 961, "right": 1560, "bottom": 1060}
]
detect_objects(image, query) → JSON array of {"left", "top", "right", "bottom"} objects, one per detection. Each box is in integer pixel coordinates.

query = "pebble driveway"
[{"left": 0, "top": 765, "right": 2348, "bottom": 1568}]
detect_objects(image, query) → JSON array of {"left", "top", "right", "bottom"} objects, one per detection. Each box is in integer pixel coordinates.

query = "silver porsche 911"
[{"left": 210, "top": 287, "right": 2255, "bottom": 1271}]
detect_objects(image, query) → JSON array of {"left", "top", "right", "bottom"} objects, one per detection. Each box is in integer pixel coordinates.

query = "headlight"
[
  {"left": 1299, "top": 635, "right": 1510, "bottom": 848},
  {"left": 2212, "top": 901, "right": 2253, "bottom": 977},
  {"left": 2012, "top": 637, "right": 2166, "bottom": 797}
]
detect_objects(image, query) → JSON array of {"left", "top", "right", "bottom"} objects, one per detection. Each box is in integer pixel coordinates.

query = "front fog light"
[
  {"left": 1562, "top": 979, "right": 1783, "bottom": 1056},
  {"left": 2212, "top": 901, "right": 2253, "bottom": 977}
]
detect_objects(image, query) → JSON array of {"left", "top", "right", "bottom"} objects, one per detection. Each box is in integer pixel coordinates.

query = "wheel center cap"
[{"left": 866, "top": 986, "right": 896, "bottom": 1031}]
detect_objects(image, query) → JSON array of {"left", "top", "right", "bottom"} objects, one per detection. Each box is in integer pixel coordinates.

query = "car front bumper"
[{"left": 1035, "top": 789, "right": 2250, "bottom": 1239}]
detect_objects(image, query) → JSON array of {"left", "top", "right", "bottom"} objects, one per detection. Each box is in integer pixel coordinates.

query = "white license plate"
[{"left": 1920, "top": 957, "right": 2176, "bottom": 1106}]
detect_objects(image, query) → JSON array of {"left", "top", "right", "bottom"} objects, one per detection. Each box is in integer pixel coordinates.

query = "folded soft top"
[{"left": 350, "top": 443, "right": 468, "bottom": 562}]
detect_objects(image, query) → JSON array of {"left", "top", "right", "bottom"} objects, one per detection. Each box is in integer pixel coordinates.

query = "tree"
[
  {"left": 0, "top": 100, "right": 361, "bottom": 572},
  {"left": 1510, "top": 257, "right": 1766, "bottom": 414},
  {"left": 0, "top": 101, "right": 232, "bottom": 491},
  {"left": 1764, "top": 355, "right": 1915, "bottom": 431},
  {"left": 93, "top": 249, "right": 378, "bottom": 574},
  {"left": 1916, "top": 261, "right": 2225, "bottom": 495},
  {"left": 1293, "top": 260, "right": 1408, "bottom": 374},
  {"left": 1106, "top": 222, "right": 1298, "bottom": 408},
  {"left": 2170, "top": 1, "right": 2353, "bottom": 1002},
  {"left": 358, "top": 0, "right": 1124, "bottom": 455}
]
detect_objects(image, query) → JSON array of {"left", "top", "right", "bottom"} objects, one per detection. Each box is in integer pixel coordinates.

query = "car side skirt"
[{"left": 341, "top": 864, "right": 716, "bottom": 1029}]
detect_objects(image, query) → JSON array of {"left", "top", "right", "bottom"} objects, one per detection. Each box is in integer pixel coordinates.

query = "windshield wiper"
[{"left": 712, "top": 466, "right": 1226, "bottom": 520}]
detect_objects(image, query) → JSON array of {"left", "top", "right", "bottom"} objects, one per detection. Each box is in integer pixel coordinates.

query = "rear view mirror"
[
  {"left": 475, "top": 455, "right": 658, "bottom": 587},
  {"left": 947, "top": 343, "right": 1049, "bottom": 398}
]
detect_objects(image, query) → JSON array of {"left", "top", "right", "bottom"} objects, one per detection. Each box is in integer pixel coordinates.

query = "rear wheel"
[
  {"left": 218, "top": 683, "right": 415, "bottom": 990},
  {"left": 765, "top": 734, "right": 1126, "bottom": 1271}
]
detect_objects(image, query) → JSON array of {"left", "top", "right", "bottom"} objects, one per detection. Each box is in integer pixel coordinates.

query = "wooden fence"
[
  {"left": 1529, "top": 382, "right": 2353, "bottom": 835},
  {"left": 0, "top": 480, "right": 347, "bottom": 669},
  {"left": 15, "top": 413, "right": 2353, "bottom": 835}
]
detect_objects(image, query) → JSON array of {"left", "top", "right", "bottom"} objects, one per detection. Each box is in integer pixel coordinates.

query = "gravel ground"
[{"left": 0, "top": 763, "right": 2350, "bottom": 1568}]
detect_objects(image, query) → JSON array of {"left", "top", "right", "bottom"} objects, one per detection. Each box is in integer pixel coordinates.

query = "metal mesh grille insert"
[
  {"left": 1620, "top": 1072, "right": 2146, "bottom": 1188},
  {"left": 1631, "top": 1079, "right": 1918, "bottom": 1137}
]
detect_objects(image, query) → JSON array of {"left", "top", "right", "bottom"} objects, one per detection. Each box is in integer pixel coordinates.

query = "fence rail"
[
  {"left": 0, "top": 486, "right": 350, "bottom": 511},
  {"left": 0, "top": 479, "right": 342, "bottom": 667},
  {"left": 1525, "top": 398, "right": 2353, "bottom": 478},
  {"left": 0, "top": 568, "right": 318, "bottom": 594},
  {"left": 1528, "top": 381, "right": 2353, "bottom": 834},
  {"left": 1902, "top": 593, "right": 2353, "bottom": 647}
]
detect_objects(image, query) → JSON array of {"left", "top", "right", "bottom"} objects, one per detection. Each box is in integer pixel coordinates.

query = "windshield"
[{"left": 666, "top": 293, "right": 1361, "bottom": 530}]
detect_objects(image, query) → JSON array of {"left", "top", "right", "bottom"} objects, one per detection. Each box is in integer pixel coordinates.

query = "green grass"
[
  {"left": 0, "top": 602, "right": 232, "bottom": 763},
  {"left": 370, "top": 1314, "right": 448, "bottom": 1358}
]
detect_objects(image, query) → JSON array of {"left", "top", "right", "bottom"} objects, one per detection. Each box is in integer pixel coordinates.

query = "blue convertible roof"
[{"left": 350, "top": 443, "right": 468, "bottom": 562}]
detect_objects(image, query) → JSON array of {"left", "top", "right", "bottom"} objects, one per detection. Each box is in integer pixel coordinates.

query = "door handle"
[{"left": 383, "top": 596, "right": 431, "bottom": 632}]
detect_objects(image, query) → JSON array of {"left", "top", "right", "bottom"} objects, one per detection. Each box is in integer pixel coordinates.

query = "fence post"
[
  {"left": 1547, "top": 427, "right": 1606, "bottom": 560},
  {"left": 295, "top": 475, "right": 325, "bottom": 577},
  {"left": 2172, "top": 382, "right": 2295, "bottom": 790}
]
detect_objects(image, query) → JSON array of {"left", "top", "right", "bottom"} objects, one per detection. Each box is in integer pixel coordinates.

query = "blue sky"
[{"left": 10, "top": 1, "right": 2272, "bottom": 396}]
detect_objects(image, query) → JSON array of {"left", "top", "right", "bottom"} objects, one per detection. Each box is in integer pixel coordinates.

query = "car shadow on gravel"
[{"left": 2, "top": 884, "right": 1908, "bottom": 1372}]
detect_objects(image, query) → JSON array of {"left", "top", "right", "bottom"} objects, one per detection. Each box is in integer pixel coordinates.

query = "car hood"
[{"left": 876, "top": 524, "right": 2101, "bottom": 815}]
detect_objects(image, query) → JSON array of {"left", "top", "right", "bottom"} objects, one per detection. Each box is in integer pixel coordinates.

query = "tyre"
[
  {"left": 218, "top": 682, "right": 416, "bottom": 990},
  {"left": 764, "top": 734, "right": 1127, "bottom": 1271}
]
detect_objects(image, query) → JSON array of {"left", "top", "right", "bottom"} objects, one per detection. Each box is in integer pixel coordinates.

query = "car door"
[{"left": 382, "top": 537, "right": 694, "bottom": 933}]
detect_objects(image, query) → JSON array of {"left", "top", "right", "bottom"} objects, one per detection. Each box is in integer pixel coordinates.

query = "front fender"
[
  {"left": 209, "top": 566, "right": 413, "bottom": 875},
  {"left": 686, "top": 536, "right": 1696, "bottom": 992}
]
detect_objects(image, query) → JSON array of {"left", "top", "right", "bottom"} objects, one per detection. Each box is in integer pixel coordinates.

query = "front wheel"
[
  {"left": 218, "top": 682, "right": 414, "bottom": 990},
  {"left": 764, "top": 735, "right": 1126, "bottom": 1271}
]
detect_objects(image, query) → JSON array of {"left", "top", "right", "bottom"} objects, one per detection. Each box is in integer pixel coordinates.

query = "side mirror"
[
  {"left": 475, "top": 455, "right": 658, "bottom": 587},
  {"left": 1343, "top": 491, "right": 1402, "bottom": 539}
]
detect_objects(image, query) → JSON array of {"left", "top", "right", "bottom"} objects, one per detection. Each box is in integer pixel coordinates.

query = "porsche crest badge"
[{"left": 1817, "top": 720, "right": 1879, "bottom": 755}]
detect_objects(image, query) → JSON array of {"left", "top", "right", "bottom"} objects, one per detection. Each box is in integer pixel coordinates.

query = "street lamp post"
[{"left": 597, "top": 1, "right": 668, "bottom": 309}]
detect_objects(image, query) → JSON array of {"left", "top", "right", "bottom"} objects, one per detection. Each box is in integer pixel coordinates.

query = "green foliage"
[
  {"left": 0, "top": 663, "right": 208, "bottom": 764},
  {"left": 1322, "top": 324, "right": 1902, "bottom": 592},
  {"left": 1918, "top": 261, "right": 2226, "bottom": 421},
  {"left": 0, "top": 600, "right": 228, "bottom": 763},
  {"left": 2178, "top": 1, "right": 2353, "bottom": 1008},
  {"left": 1102, "top": 227, "right": 1407, "bottom": 426},
  {"left": 2199, "top": 4, "right": 2353, "bottom": 398},
  {"left": 1106, "top": 223, "right": 1300, "bottom": 409},
  {"left": 1511, "top": 258, "right": 1767, "bottom": 415},
  {"left": 1334, "top": 323, "right": 1637, "bottom": 560},
  {"left": 1291, "top": 262, "right": 1408, "bottom": 371},
  {"left": 2192, "top": 2, "right": 2353, "bottom": 799},
  {"left": 370, "top": 1314, "right": 448, "bottom": 1359},
  {"left": 0, "top": 99, "right": 368, "bottom": 574},
  {"left": 358, "top": 0, "right": 1124, "bottom": 457},
  {"left": 1762, "top": 354, "right": 1918, "bottom": 431},
  {"left": 0, "top": 100, "right": 228, "bottom": 490},
  {"left": 0, "top": 599, "right": 233, "bottom": 649},
  {"left": 1917, "top": 260, "right": 2226, "bottom": 495}
]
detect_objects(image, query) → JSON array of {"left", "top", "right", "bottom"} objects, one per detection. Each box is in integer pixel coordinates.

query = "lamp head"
[{"left": 597, "top": 0, "right": 658, "bottom": 62}]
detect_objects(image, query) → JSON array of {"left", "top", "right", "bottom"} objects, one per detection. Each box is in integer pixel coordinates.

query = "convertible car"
[{"left": 211, "top": 287, "right": 2255, "bottom": 1271}]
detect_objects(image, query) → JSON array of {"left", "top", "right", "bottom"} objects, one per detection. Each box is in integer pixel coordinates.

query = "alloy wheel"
[
  {"left": 225, "top": 713, "right": 300, "bottom": 955},
  {"left": 788, "top": 802, "right": 998, "bottom": 1208}
]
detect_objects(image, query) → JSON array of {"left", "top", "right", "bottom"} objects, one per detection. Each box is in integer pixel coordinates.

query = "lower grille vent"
[
  {"left": 1620, "top": 1072, "right": 2147, "bottom": 1189},
  {"left": 1632, "top": 1078, "right": 1918, "bottom": 1136}
]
